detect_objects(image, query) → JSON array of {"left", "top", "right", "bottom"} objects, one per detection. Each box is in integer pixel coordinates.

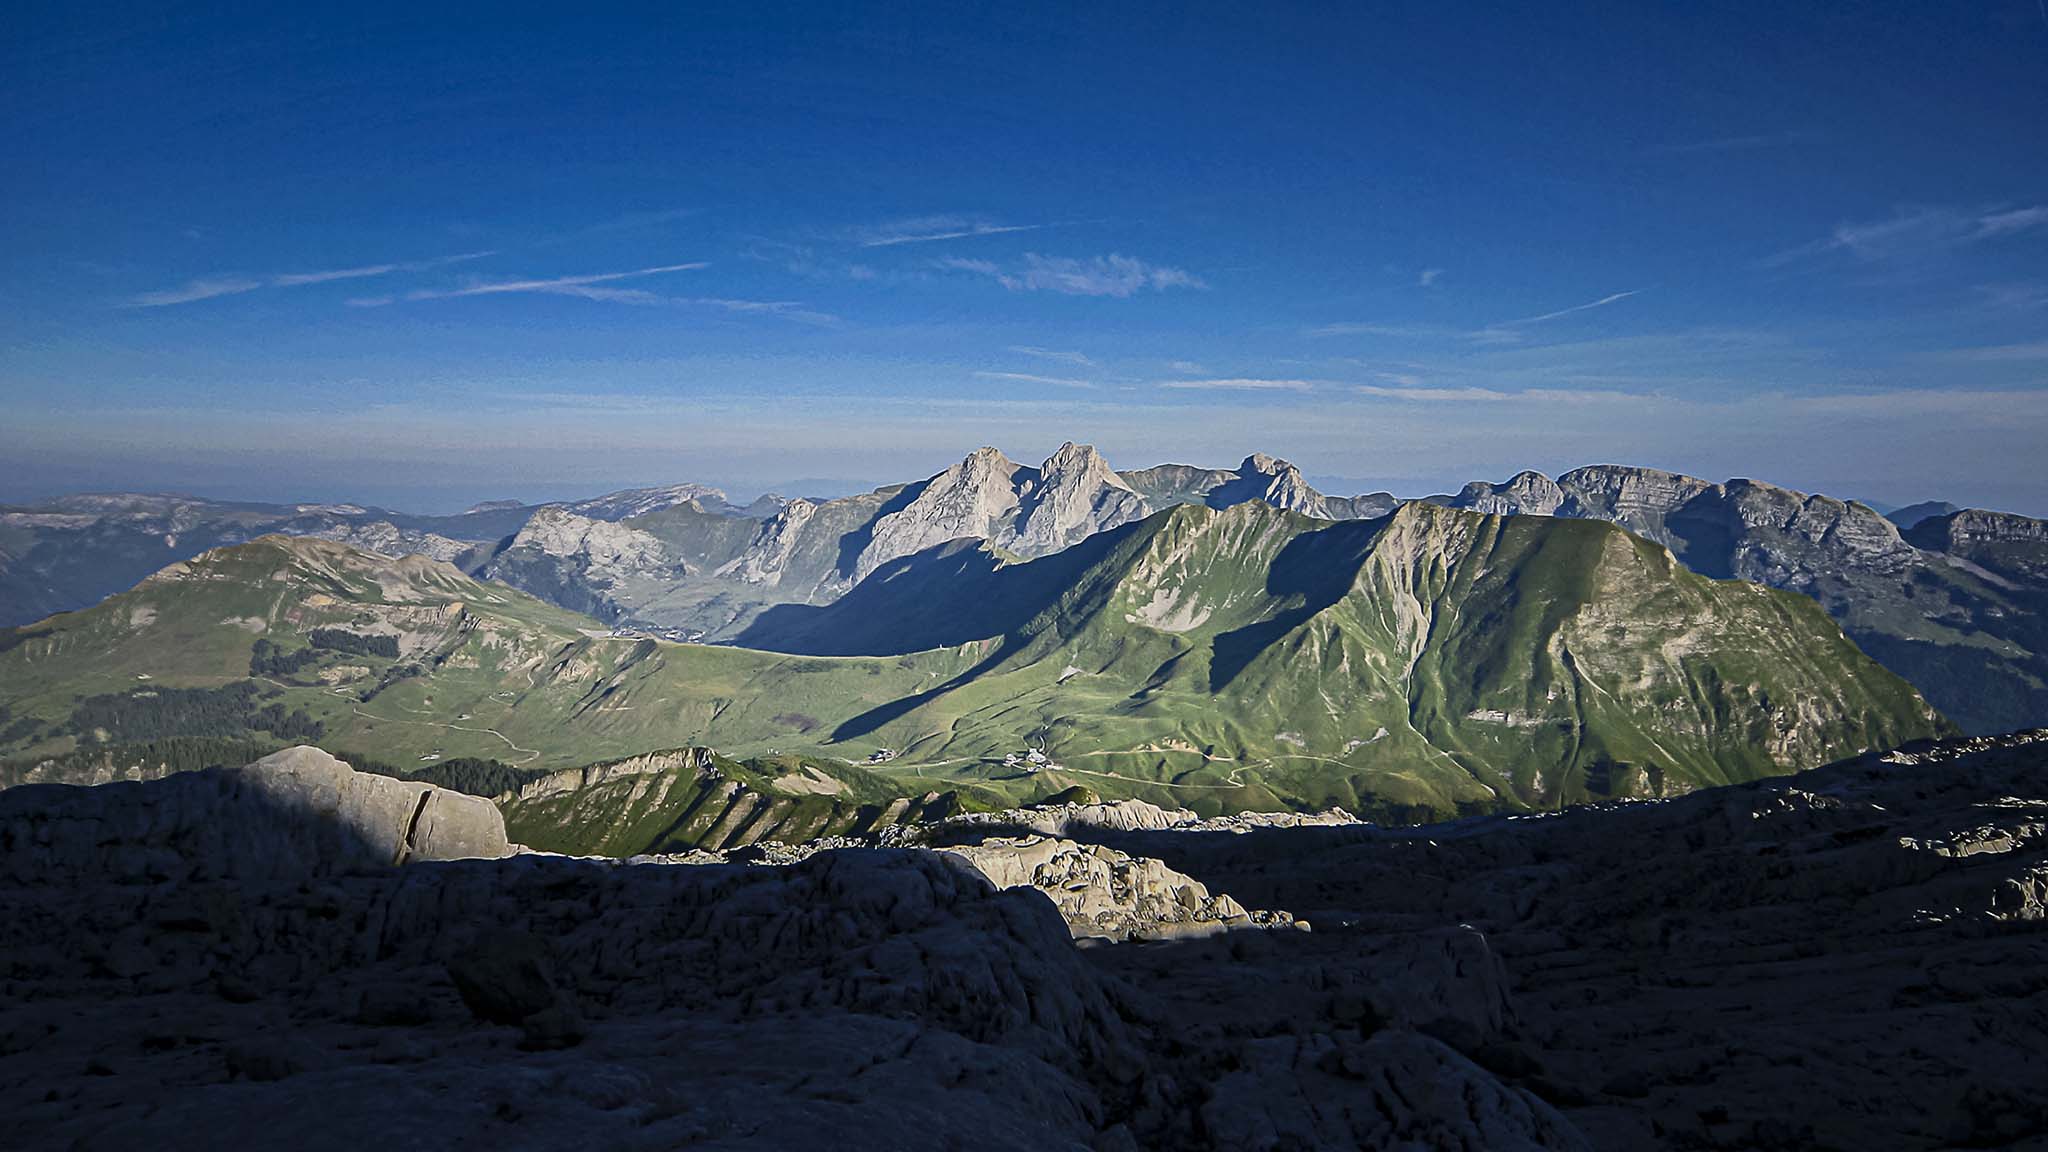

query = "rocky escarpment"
[
  {"left": 0, "top": 746, "right": 510, "bottom": 883},
  {"left": 1445, "top": 464, "right": 1922, "bottom": 581},
  {"left": 941, "top": 835, "right": 1296, "bottom": 942},
  {"left": 1070, "top": 729, "right": 2048, "bottom": 1150},
  {"left": 23, "top": 733, "right": 2047, "bottom": 1148},
  {"left": 0, "top": 747, "right": 1584, "bottom": 1150},
  {"left": 477, "top": 506, "right": 687, "bottom": 622},
  {"left": 1907, "top": 508, "right": 2048, "bottom": 583}
]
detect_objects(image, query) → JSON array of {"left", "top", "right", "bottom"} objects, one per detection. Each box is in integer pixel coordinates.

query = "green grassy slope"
[
  {"left": 737, "top": 502, "right": 1952, "bottom": 815},
  {"left": 0, "top": 505, "right": 1953, "bottom": 820}
]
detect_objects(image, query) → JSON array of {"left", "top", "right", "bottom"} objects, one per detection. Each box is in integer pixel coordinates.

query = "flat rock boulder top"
[{"left": 0, "top": 745, "right": 511, "bottom": 886}]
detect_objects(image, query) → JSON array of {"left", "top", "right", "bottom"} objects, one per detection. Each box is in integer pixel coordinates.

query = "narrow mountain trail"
[
  {"left": 345, "top": 704, "right": 542, "bottom": 764},
  {"left": 250, "top": 672, "right": 544, "bottom": 764}
]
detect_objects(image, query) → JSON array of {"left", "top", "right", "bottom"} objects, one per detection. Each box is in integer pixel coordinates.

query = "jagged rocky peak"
[
  {"left": 1012, "top": 441, "right": 1150, "bottom": 555},
  {"left": 1205, "top": 452, "right": 1328, "bottom": 517},
  {"left": 853, "top": 447, "right": 1026, "bottom": 579},
  {"left": 722, "top": 496, "right": 821, "bottom": 586},
  {"left": 1240, "top": 451, "right": 1286, "bottom": 476},
  {"left": 1450, "top": 470, "right": 1566, "bottom": 516},
  {"left": 854, "top": 443, "right": 1154, "bottom": 579}
]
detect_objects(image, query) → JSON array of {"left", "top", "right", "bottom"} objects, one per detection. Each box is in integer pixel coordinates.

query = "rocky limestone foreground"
[{"left": 5, "top": 737, "right": 2048, "bottom": 1149}]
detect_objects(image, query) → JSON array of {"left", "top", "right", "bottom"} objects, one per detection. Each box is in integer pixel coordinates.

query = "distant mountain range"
[
  {"left": 0, "top": 501, "right": 1947, "bottom": 820},
  {"left": 5, "top": 445, "right": 2044, "bottom": 733}
]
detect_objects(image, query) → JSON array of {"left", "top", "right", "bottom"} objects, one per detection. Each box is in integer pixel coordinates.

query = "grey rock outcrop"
[
  {"left": 1200, "top": 1030, "right": 1590, "bottom": 1152},
  {"left": 1444, "top": 464, "right": 1922, "bottom": 581},
  {"left": 854, "top": 443, "right": 1150, "bottom": 580},
  {"left": 1907, "top": 508, "right": 2048, "bottom": 582},
  {"left": 941, "top": 834, "right": 1292, "bottom": 941},
  {"left": 934, "top": 796, "right": 1362, "bottom": 839},
  {"left": 1012, "top": 441, "right": 1149, "bottom": 556},
  {"left": 497, "top": 506, "right": 678, "bottom": 571},
  {"left": 0, "top": 784, "right": 1151, "bottom": 1149},
  {"left": 1080, "top": 728, "right": 2048, "bottom": 1149},
  {"left": 721, "top": 495, "right": 819, "bottom": 586},
  {"left": 0, "top": 745, "right": 510, "bottom": 885},
  {"left": 477, "top": 506, "right": 687, "bottom": 621},
  {"left": 26, "top": 732, "right": 2048, "bottom": 1147},
  {"left": 563, "top": 483, "right": 730, "bottom": 521},
  {"left": 297, "top": 519, "right": 473, "bottom": 563},
  {"left": 1450, "top": 469, "right": 1566, "bottom": 517}
]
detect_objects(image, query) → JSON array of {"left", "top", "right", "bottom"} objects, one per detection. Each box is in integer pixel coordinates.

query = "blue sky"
[{"left": 4, "top": 1, "right": 2047, "bottom": 512}]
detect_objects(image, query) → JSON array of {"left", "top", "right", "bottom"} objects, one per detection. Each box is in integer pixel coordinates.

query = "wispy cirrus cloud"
[
  {"left": 395, "top": 261, "right": 707, "bottom": 302},
  {"left": 1954, "top": 341, "right": 2048, "bottom": 361},
  {"left": 351, "top": 265, "right": 835, "bottom": 324},
  {"left": 1158, "top": 378, "right": 1314, "bottom": 393},
  {"left": 974, "top": 370, "right": 1095, "bottom": 389},
  {"left": 1307, "top": 322, "right": 1464, "bottom": 339},
  {"left": 1008, "top": 345, "right": 1095, "bottom": 367},
  {"left": 1764, "top": 204, "right": 2048, "bottom": 269},
  {"left": 1977, "top": 282, "right": 2048, "bottom": 312},
  {"left": 1354, "top": 383, "right": 1509, "bottom": 401},
  {"left": 127, "top": 277, "right": 266, "bottom": 307},
  {"left": 944, "top": 253, "right": 1205, "bottom": 298},
  {"left": 692, "top": 298, "right": 840, "bottom": 326},
  {"left": 1417, "top": 267, "right": 1443, "bottom": 288},
  {"left": 854, "top": 215, "right": 1043, "bottom": 247},
  {"left": 127, "top": 251, "right": 494, "bottom": 308}
]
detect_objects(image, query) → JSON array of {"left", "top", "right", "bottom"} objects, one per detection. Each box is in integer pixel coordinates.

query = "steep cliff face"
[
  {"left": 1010, "top": 442, "right": 1150, "bottom": 557},
  {"left": 855, "top": 447, "right": 1033, "bottom": 579},
  {"left": 723, "top": 497, "right": 821, "bottom": 587},
  {"left": 1908, "top": 509, "right": 2048, "bottom": 583},
  {"left": 854, "top": 443, "right": 1150, "bottom": 579},
  {"left": 1443, "top": 467, "right": 2048, "bottom": 733},
  {"left": 1448, "top": 465, "right": 1920, "bottom": 580},
  {"left": 477, "top": 507, "right": 687, "bottom": 622}
]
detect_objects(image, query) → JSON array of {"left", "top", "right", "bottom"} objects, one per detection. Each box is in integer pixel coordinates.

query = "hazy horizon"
[
  {"left": 7, "top": 3, "right": 2047, "bottom": 515},
  {"left": 0, "top": 438, "right": 1988, "bottom": 520}
]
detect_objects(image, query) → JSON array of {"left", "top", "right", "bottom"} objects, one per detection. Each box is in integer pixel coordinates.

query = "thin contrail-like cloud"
[
  {"left": 1506, "top": 290, "right": 1641, "bottom": 326},
  {"left": 401, "top": 262, "right": 708, "bottom": 301},
  {"left": 127, "top": 251, "right": 495, "bottom": 308}
]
